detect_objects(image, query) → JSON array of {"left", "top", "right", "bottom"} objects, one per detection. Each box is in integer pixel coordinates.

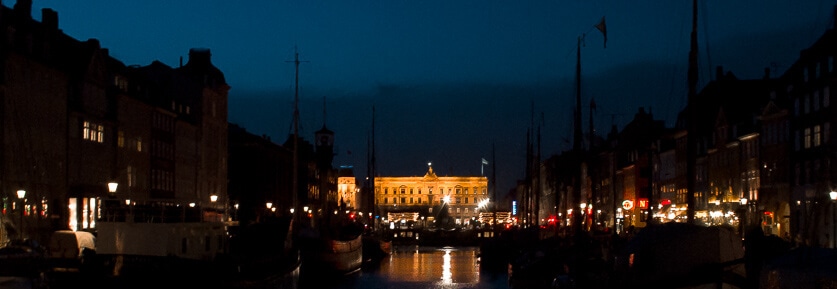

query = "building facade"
[
  {"left": 0, "top": 2, "right": 229, "bottom": 244},
  {"left": 375, "top": 165, "right": 489, "bottom": 227}
]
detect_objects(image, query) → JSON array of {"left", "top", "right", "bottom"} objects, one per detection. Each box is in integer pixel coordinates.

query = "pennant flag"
[{"left": 595, "top": 16, "right": 607, "bottom": 48}]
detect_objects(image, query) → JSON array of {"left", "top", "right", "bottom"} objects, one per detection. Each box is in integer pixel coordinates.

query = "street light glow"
[{"left": 107, "top": 182, "right": 118, "bottom": 193}]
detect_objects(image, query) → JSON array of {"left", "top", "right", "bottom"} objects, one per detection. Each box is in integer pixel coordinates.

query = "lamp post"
[
  {"left": 830, "top": 191, "right": 837, "bottom": 248},
  {"left": 209, "top": 194, "right": 218, "bottom": 222},
  {"left": 107, "top": 182, "right": 119, "bottom": 221},
  {"left": 740, "top": 198, "right": 748, "bottom": 238},
  {"left": 16, "top": 190, "right": 25, "bottom": 240}
]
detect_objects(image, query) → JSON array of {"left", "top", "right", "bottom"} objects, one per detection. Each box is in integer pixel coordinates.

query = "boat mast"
[
  {"left": 371, "top": 105, "right": 377, "bottom": 230},
  {"left": 686, "top": 0, "right": 698, "bottom": 224},
  {"left": 572, "top": 35, "right": 584, "bottom": 237},
  {"left": 287, "top": 46, "right": 307, "bottom": 226},
  {"left": 492, "top": 142, "right": 497, "bottom": 235}
]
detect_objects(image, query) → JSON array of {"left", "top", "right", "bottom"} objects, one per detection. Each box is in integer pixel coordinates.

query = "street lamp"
[
  {"left": 16, "top": 190, "right": 25, "bottom": 240},
  {"left": 830, "top": 191, "right": 837, "bottom": 248},
  {"left": 107, "top": 182, "right": 118, "bottom": 195},
  {"left": 740, "top": 198, "right": 749, "bottom": 236}
]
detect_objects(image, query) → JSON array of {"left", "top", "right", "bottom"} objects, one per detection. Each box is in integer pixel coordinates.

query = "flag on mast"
[
  {"left": 595, "top": 16, "right": 607, "bottom": 48},
  {"left": 481, "top": 158, "right": 489, "bottom": 165}
]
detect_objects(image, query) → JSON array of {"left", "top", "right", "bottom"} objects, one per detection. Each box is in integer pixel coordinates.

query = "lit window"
[
  {"left": 68, "top": 198, "right": 78, "bottom": 230},
  {"left": 82, "top": 121, "right": 104, "bottom": 143},
  {"left": 96, "top": 124, "right": 104, "bottom": 143},
  {"left": 83, "top": 121, "right": 90, "bottom": 140},
  {"left": 118, "top": 131, "right": 124, "bottom": 148},
  {"left": 137, "top": 137, "right": 143, "bottom": 152},
  {"left": 804, "top": 127, "right": 811, "bottom": 149},
  {"left": 127, "top": 166, "right": 135, "bottom": 187},
  {"left": 814, "top": 125, "right": 822, "bottom": 147}
]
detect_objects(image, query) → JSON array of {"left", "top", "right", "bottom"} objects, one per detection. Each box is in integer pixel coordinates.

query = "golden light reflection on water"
[{"left": 380, "top": 246, "right": 480, "bottom": 285}]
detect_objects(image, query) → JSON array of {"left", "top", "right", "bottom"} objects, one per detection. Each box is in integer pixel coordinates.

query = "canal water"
[{"left": 299, "top": 245, "right": 510, "bottom": 289}]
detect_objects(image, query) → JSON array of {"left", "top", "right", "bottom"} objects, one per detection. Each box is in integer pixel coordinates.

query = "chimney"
[
  {"left": 86, "top": 38, "right": 100, "bottom": 49},
  {"left": 716, "top": 66, "right": 724, "bottom": 81},
  {"left": 187, "top": 48, "right": 211, "bottom": 68},
  {"left": 42, "top": 8, "right": 58, "bottom": 30}
]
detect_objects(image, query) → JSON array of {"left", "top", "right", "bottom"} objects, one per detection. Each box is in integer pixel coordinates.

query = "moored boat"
[
  {"left": 361, "top": 232, "right": 392, "bottom": 265},
  {"left": 93, "top": 202, "right": 233, "bottom": 287},
  {"left": 299, "top": 229, "right": 363, "bottom": 275}
]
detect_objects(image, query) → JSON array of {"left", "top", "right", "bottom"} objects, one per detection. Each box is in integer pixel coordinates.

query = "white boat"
[{"left": 94, "top": 203, "right": 232, "bottom": 284}]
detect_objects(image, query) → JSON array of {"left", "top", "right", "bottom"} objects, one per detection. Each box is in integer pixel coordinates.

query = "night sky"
[{"left": 26, "top": 0, "right": 837, "bottom": 198}]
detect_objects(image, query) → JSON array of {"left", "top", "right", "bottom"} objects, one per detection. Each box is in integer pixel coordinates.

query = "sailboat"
[
  {"left": 288, "top": 49, "right": 363, "bottom": 277},
  {"left": 361, "top": 106, "right": 393, "bottom": 266},
  {"left": 612, "top": 1, "right": 747, "bottom": 288}
]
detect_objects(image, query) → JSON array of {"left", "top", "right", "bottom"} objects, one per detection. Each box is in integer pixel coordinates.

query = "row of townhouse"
[
  {"left": 528, "top": 12, "right": 837, "bottom": 247},
  {"left": 0, "top": 2, "right": 229, "bottom": 245}
]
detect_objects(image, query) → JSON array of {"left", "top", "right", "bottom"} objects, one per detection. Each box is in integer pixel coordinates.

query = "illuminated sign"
[
  {"left": 622, "top": 200, "right": 633, "bottom": 210},
  {"left": 661, "top": 199, "right": 671, "bottom": 206},
  {"left": 637, "top": 198, "right": 649, "bottom": 209},
  {"left": 512, "top": 201, "right": 517, "bottom": 215}
]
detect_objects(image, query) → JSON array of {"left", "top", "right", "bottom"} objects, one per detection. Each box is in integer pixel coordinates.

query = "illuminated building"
[
  {"left": 338, "top": 167, "right": 358, "bottom": 210},
  {"left": 375, "top": 164, "right": 489, "bottom": 227}
]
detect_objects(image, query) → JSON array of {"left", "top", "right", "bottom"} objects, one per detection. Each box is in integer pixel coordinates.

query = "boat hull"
[{"left": 301, "top": 234, "right": 363, "bottom": 275}]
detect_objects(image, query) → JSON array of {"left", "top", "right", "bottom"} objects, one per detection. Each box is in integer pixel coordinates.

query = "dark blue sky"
[{"left": 27, "top": 0, "right": 837, "bottom": 196}]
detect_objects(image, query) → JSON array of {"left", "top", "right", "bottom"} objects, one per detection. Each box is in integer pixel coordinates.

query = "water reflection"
[
  {"left": 382, "top": 246, "right": 480, "bottom": 285},
  {"left": 300, "top": 245, "right": 508, "bottom": 289}
]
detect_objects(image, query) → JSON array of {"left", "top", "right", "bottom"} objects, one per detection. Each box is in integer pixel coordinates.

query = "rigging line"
[
  {"left": 700, "top": 0, "right": 713, "bottom": 85},
  {"left": 668, "top": 1, "right": 689, "bottom": 117}
]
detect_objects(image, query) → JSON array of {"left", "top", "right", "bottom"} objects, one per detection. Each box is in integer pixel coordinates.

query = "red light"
[{"left": 637, "top": 198, "right": 649, "bottom": 209}]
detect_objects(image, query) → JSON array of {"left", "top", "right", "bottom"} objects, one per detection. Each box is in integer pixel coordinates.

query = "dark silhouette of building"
[{"left": 0, "top": 2, "right": 228, "bottom": 244}]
